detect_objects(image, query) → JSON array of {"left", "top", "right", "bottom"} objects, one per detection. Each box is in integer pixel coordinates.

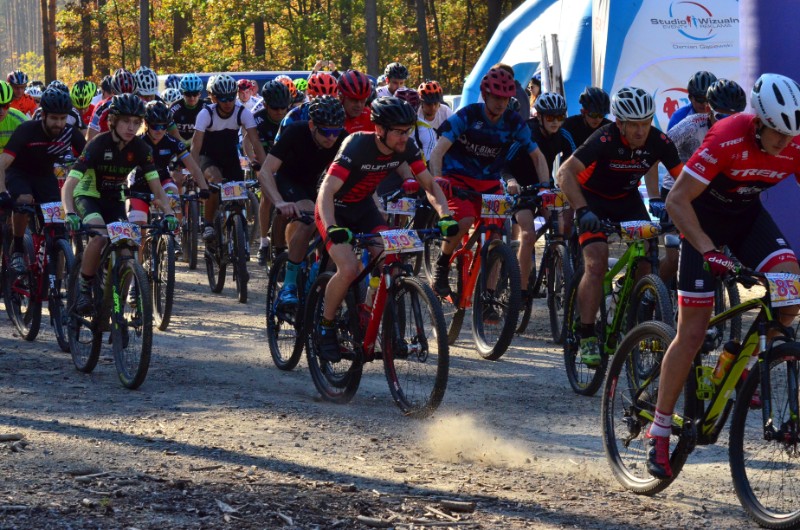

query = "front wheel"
[
  {"left": 5, "top": 235, "right": 41, "bottom": 341},
  {"left": 231, "top": 215, "right": 249, "bottom": 303},
  {"left": 111, "top": 259, "right": 153, "bottom": 389},
  {"left": 547, "top": 243, "right": 573, "bottom": 344},
  {"left": 152, "top": 235, "right": 176, "bottom": 331},
  {"left": 266, "top": 252, "right": 304, "bottom": 371},
  {"left": 66, "top": 254, "right": 102, "bottom": 373},
  {"left": 49, "top": 239, "right": 75, "bottom": 352},
  {"left": 383, "top": 276, "right": 449, "bottom": 418},
  {"left": 729, "top": 343, "right": 800, "bottom": 529},
  {"left": 563, "top": 265, "right": 607, "bottom": 396}
]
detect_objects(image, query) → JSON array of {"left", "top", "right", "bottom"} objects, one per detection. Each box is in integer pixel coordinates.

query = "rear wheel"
[
  {"left": 266, "top": 252, "right": 304, "bottom": 371},
  {"left": 67, "top": 254, "right": 102, "bottom": 373},
  {"left": 547, "top": 243, "right": 573, "bottom": 344},
  {"left": 152, "top": 235, "right": 175, "bottom": 331},
  {"left": 5, "top": 235, "right": 41, "bottom": 341},
  {"left": 627, "top": 274, "right": 674, "bottom": 330},
  {"left": 563, "top": 265, "right": 608, "bottom": 396},
  {"left": 515, "top": 253, "right": 536, "bottom": 334},
  {"left": 111, "top": 259, "right": 153, "bottom": 389},
  {"left": 49, "top": 239, "right": 74, "bottom": 352},
  {"left": 182, "top": 196, "right": 199, "bottom": 270},
  {"left": 472, "top": 242, "right": 521, "bottom": 360},
  {"left": 231, "top": 215, "right": 249, "bottom": 303}
]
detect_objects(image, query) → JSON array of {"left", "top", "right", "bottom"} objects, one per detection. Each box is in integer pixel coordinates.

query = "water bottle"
[
  {"left": 305, "top": 259, "right": 320, "bottom": 293},
  {"left": 711, "top": 340, "right": 741, "bottom": 387}
]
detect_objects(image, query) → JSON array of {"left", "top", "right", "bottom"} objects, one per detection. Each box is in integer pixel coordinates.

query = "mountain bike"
[
  {"left": 563, "top": 220, "right": 673, "bottom": 396},
  {"left": 66, "top": 221, "right": 154, "bottom": 389},
  {"left": 137, "top": 195, "right": 178, "bottom": 332},
  {"left": 602, "top": 268, "right": 800, "bottom": 529},
  {"left": 304, "top": 228, "right": 449, "bottom": 418}
]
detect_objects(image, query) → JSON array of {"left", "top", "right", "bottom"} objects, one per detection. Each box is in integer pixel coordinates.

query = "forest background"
[{"left": 0, "top": 0, "right": 525, "bottom": 93}]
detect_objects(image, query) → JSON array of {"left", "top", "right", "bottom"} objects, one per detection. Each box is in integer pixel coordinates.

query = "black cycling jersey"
[
  {"left": 507, "top": 119, "right": 576, "bottom": 185},
  {"left": 31, "top": 107, "right": 87, "bottom": 131},
  {"left": 128, "top": 132, "right": 190, "bottom": 189},
  {"left": 252, "top": 108, "right": 281, "bottom": 154},
  {"left": 270, "top": 120, "right": 346, "bottom": 193},
  {"left": 170, "top": 99, "right": 206, "bottom": 141},
  {"left": 561, "top": 114, "right": 612, "bottom": 149},
  {"left": 3, "top": 120, "right": 86, "bottom": 178}
]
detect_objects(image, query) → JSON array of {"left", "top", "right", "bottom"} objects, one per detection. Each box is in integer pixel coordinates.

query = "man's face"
[
  {"left": 483, "top": 93, "right": 509, "bottom": 120},
  {"left": 115, "top": 116, "right": 143, "bottom": 142},
  {"left": 616, "top": 118, "right": 651, "bottom": 149},
  {"left": 0, "top": 103, "right": 9, "bottom": 122},
  {"left": 581, "top": 108, "right": 605, "bottom": 129},
  {"left": 238, "top": 89, "right": 251, "bottom": 103},
  {"left": 387, "top": 78, "right": 405, "bottom": 95},
  {"left": 759, "top": 123, "right": 795, "bottom": 156},
  {"left": 267, "top": 105, "right": 287, "bottom": 123},
  {"left": 341, "top": 96, "right": 366, "bottom": 118},
  {"left": 540, "top": 113, "right": 565, "bottom": 135},
  {"left": 421, "top": 101, "right": 439, "bottom": 120},
  {"left": 183, "top": 92, "right": 201, "bottom": 107},
  {"left": 11, "top": 84, "right": 25, "bottom": 99},
  {"left": 311, "top": 122, "right": 343, "bottom": 149},
  {"left": 43, "top": 113, "right": 68, "bottom": 137},
  {"left": 377, "top": 124, "right": 413, "bottom": 153},
  {"left": 215, "top": 95, "right": 236, "bottom": 114},
  {"left": 690, "top": 94, "right": 708, "bottom": 114}
]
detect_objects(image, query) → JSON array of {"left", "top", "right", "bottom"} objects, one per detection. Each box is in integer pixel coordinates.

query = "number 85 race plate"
[{"left": 765, "top": 272, "right": 800, "bottom": 307}]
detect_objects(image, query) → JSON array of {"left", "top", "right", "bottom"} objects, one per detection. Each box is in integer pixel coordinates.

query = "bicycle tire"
[
  {"left": 563, "top": 265, "right": 608, "bottom": 396},
  {"left": 266, "top": 252, "right": 304, "bottom": 371},
  {"left": 49, "top": 238, "right": 74, "bottom": 353},
  {"left": 444, "top": 254, "right": 465, "bottom": 345},
  {"left": 626, "top": 274, "right": 675, "bottom": 330},
  {"left": 153, "top": 235, "right": 175, "bottom": 331},
  {"left": 602, "top": 320, "right": 690, "bottom": 495},
  {"left": 5, "top": 235, "right": 41, "bottom": 341},
  {"left": 182, "top": 197, "right": 199, "bottom": 270},
  {"left": 383, "top": 276, "right": 449, "bottom": 418},
  {"left": 472, "top": 242, "right": 522, "bottom": 360},
  {"left": 729, "top": 342, "right": 800, "bottom": 529},
  {"left": 515, "top": 257, "right": 536, "bottom": 335},
  {"left": 304, "top": 271, "right": 363, "bottom": 403},
  {"left": 547, "top": 242, "right": 573, "bottom": 344},
  {"left": 714, "top": 280, "right": 743, "bottom": 342},
  {"left": 421, "top": 222, "right": 442, "bottom": 284},
  {"left": 247, "top": 190, "right": 260, "bottom": 249},
  {"left": 112, "top": 259, "right": 153, "bottom": 389},
  {"left": 67, "top": 254, "right": 102, "bottom": 373},
  {"left": 231, "top": 215, "right": 249, "bottom": 303},
  {"left": 204, "top": 248, "right": 226, "bottom": 293}
]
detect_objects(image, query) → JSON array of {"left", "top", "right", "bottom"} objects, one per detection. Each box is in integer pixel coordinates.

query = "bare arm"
[
  {"left": 530, "top": 147, "right": 551, "bottom": 185},
  {"left": 0, "top": 153, "right": 15, "bottom": 194},
  {"left": 61, "top": 177, "right": 80, "bottom": 215},
  {"left": 190, "top": 130, "right": 205, "bottom": 167},
  {"left": 317, "top": 174, "right": 345, "bottom": 229},
  {"left": 556, "top": 155, "right": 588, "bottom": 210},
  {"left": 429, "top": 136, "right": 453, "bottom": 177},
  {"left": 644, "top": 165, "right": 660, "bottom": 200},
  {"left": 257, "top": 154, "right": 298, "bottom": 217},
  {"left": 146, "top": 178, "right": 179, "bottom": 217},
  {"left": 665, "top": 172, "right": 714, "bottom": 254},
  {"left": 244, "top": 127, "right": 267, "bottom": 166},
  {"left": 179, "top": 154, "right": 208, "bottom": 191},
  {"left": 415, "top": 168, "right": 452, "bottom": 218}
]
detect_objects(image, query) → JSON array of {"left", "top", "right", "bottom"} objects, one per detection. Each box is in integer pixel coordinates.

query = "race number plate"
[
  {"left": 539, "top": 190, "right": 568, "bottom": 211},
  {"left": 765, "top": 272, "right": 800, "bottom": 307},
  {"left": 384, "top": 197, "right": 417, "bottom": 215},
  {"left": 41, "top": 202, "right": 65, "bottom": 224},
  {"left": 481, "top": 194, "right": 514, "bottom": 218},
  {"left": 620, "top": 221, "right": 660, "bottom": 241},
  {"left": 107, "top": 222, "right": 142, "bottom": 246},
  {"left": 220, "top": 181, "right": 248, "bottom": 202},
  {"left": 379, "top": 229, "right": 424, "bottom": 255}
]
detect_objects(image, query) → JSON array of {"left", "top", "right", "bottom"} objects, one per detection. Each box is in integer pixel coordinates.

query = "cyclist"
[
  {"left": 417, "top": 80, "right": 453, "bottom": 131},
  {"left": 667, "top": 70, "right": 717, "bottom": 131},
  {"left": 7, "top": 70, "right": 37, "bottom": 117},
  {"left": 276, "top": 72, "right": 338, "bottom": 136},
  {"left": 164, "top": 74, "right": 182, "bottom": 90},
  {"left": 171, "top": 73, "right": 206, "bottom": 142},
  {"left": 337, "top": 69, "right": 375, "bottom": 134},
  {"left": 32, "top": 81, "right": 88, "bottom": 134},
  {"left": 428, "top": 67, "right": 549, "bottom": 303},
  {"left": 93, "top": 75, "right": 112, "bottom": 106},
  {"left": 70, "top": 80, "right": 97, "bottom": 127},
  {"left": 562, "top": 86, "right": 611, "bottom": 148},
  {"left": 237, "top": 79, "right": 262, "bottom": 112},
  {"left": 191, "top": 74, "right": 266, "bottom": 244},
  {"left": 135, "top": 67, "right": 160, "bottom": 103},
  {"left": 62, "top": 94, "right": 179, "bottom": 315},
  {"left": 161, "top": 87, "right": 182, "bottom": 107},
  {"left": 247, "top": 80, "right": 291, "bottom": 265},
  {"left": 258, "top": 95, "right": 348, "bottom": 309},
  {"left": 88, "top": 68, "right": 137, "bottom": 140},
  {"left": 314, "top": 96, "right": 455, "bottom": 361},
  {"left": 557, "top": 86, "right": 683, "bottom": 368},
  {"left": 645, "top": 73, "right": 800, "bottom": 479},
  {"left": 0, "top": 88, "right": 86, "bottom": 273},
  {"left": 493, "top": 63, "right": 530, "bottom": 121},
  {"left": 376, "top": 62, "right": 408, "bottom": 98},
  {"left": 0, "top": 81, "right": 29, "bottom": 153}
]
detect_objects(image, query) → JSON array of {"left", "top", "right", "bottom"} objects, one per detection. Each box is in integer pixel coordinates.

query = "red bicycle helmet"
[
  {"left": 308, "top": 72, "right": 339, "bottom": 98},
  {"left": 480, "top": 68, "right": 516, "bottom": 98},
  {"left": 338, "top": 69, "right": 372, "bottom": 100}
]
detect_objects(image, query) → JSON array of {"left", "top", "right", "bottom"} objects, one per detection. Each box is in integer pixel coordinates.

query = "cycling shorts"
[
  {"left": 75, "top": 196, "right": 127, "bottom": 226},
  {"left": 5, "top": 171, "right": 60, "bottom": 204},
  {"left": 578, "top": 189, "right": 649, "bottom": 248},
  {"left": 315, "top": 200, "right": 388, "bottom": 251},
  {"left": 199, "top": 155, "right": 244, "bottom": 182},
  {"left": 277, "top": 177, "right": 315, "bottom": 204},
  {"left": 677, "top": 204, "right": 797, "bottom": 308},
  {"left": 444, "top": 174, "right": 504, "bottom": 226},
  {"left": 127, "top": 183, "right": 179, "bottom": 224}
]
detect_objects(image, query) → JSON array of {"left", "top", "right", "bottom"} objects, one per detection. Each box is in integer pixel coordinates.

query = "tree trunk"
[
  {"left": 338, "top": 0, "right": 352, "bottom": 70},
  {"left": 253, "top": 18, "right": 265, "bottom": 58},
  {"left": 41, "top": 0, "right": 54, "bottom": 82},
  {"left": 427, "top": 0, "right": 443, "bottom": 81},
  {"left": 140, "top": 0, "right": 150, "bottom": 67},
  {"left": 459, "top": 2, "right": 473, "bottom": 89},
  {"left": 111, "top": 0, "right": 126, "bottom": 69},
  {"left": 487, "top": 0, "right": 502, "bottom": 42},
  {"left": 81, "top": 0, "right": 93, "bottom": 77},
  {"left": 97, "top": 0, "right": 110, "bottom": 75},
  {"left": 240, "top": 27, "right": 247, "bottom": 61},
  {"left": 172, "top": 10, "right": 190, "bottom": 52},
  {"left": 47, "top": 0, "right": 57, "bottom": 79},
  {"left": 364, "top": 0, "right": 378, "bottom": 76},
  {"left": 415, "top": 0, "right": 432, "bottom": 80}
]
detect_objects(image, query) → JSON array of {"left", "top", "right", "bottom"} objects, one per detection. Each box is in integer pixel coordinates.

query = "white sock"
[
  {"left": 648, "top": 409, "right": 672, "bottom": 438},
  {"left": 260, "top": 237, "right": 270, "bottom": 248}
]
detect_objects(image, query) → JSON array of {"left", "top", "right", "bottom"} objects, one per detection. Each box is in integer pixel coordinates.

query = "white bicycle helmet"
[
  {"left": 751, "top": 73, "right": 800, "bottom": 136},
  {"left": 25, "top": 85, "right": 42, "bottom": 100},
  {"left": 135, "top": 66, "right": 159, "bottom": 96},
  {"left": 162, "top": 87, "right": 182, "bottom": 106},
  {"left": 611, "top": 87, "right": 655, "bottom": 121}
]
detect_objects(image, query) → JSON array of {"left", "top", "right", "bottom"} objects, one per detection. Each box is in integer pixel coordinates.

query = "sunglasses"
[
  {"left": 216, "top": 95, "right": 236, "bottom": 103},
  {"left": 586, "top": 111, "right": 604, "bottom": 119},
  {"left": 183, "top": 91, "right": 200, "bottom": 97},
  {"left": 268, "top": 105, "right": 288, "bottom": 111},
  {"left": 316, "top": 126, "right": 343, "bottom": 138},
  {"left": 543, "top": 114, "right": 566, "bottom": 123},
  {"left": 149, "top": 123, "right": 168, "bottom": 131},
  {"left": 389, "top": 127, "right": 414, "bottom": 136}
]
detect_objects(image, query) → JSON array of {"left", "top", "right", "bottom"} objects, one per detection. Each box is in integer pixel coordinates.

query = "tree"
[
  {"left": 81, "top": 0, "right": 93, "bottom": 76},
  {"left": 415, "top": 0, "right": 432, "bottom": 80},
  {"left": 364, "top": 0, "right": 378, "bottom": 76}
]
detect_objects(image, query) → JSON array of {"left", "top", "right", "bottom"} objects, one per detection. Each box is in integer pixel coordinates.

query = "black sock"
[
  {"left": 321, "top": 317, "right": 334, "bottom": 328},
  {"left": 12, "top": 236, "right": 23, "bottom": 254},
  {"left": 580, "top": 323, "right": 595, "bottom": 339},
  {"left": 437, "top": 252, "right": 451, "bottom": 268}
]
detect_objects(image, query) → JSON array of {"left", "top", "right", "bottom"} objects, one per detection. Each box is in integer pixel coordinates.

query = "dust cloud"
[{"left": 422, "top": 415, "right": 534, "bottom": 468}]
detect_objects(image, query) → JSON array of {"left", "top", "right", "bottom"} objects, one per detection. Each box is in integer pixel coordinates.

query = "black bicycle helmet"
[
  {"left": 260, "top": 80, "right": 291, "bottom": 108},
  {"left": 687, "top": 71, "right": 717, "bottom": 98},
  {"left": 309, "top": 95, "right": 345, "bottom": 127},
  {"left": 384, "top": 62, "right": 409, "bottom": 80},
  {"left": 534, "top": 92, "right": 567, "bottom": 116},
  {"left": 48, "top": 80, "right": 69, "bottom": 94},
  {"left": 144, "top": 100, "right": 171, "bottom": 124},
  {"left": 370, "top": 96, "right": 417, "bottom": 127},
  {"left": 39, "top": 87, "right": 73, "bottom": 114},
  {"left": 109, "top": 93, "right": 146, "bottom": 117},
  {"left": 165, "top": 74, "right": 182, "bottom": 90},
  {"left": 209, "top": 74, "right": 237, "bottom": 97},
  {"left": 578, "top": 86, "right": 610, "bottom": 114},
  {"left": 507, "top": 97, "right": 521, "bottom": 113},
  {"left": 100, "top": 75, "right": 113, "bottom": 93},
  {"left": 706, "top": 79, "right": 746, "bottom": 114}
]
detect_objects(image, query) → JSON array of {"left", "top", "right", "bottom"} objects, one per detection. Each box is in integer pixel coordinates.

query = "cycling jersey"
[
  {"left": 508, "top": 119, "right": 576, "bottom": 185},
  {"left": 276, "top": 103, "right": 310, "bottom": 140},
  {"left": 665, "top": 112, "right": 710, "bottom": 191},
  {"left": 195, "top": 103, "right": 256, "bottom": 169},
  {"left": 418, "top": 104, "right": 453, "bottom": 132},
  {"left": 3, "top": 120, "right": 86, "bottom": 178},
  {"left": 9, "top": 94, "right": 37, "bottom": 117},
  {"left": 0, "top": 108, "right": 28, "bottom": 152},
  {"left": 326, "top": 132, "right": 427, "bottom": 204},
  {"left": 78, "top": 105, "right": 95, "bottom": 126},
  {"left": 344, "top": 107, "right": 374, "bottom": 134},
  {"left": 439, "top": 103, "right": 537, "bottom": 182},
  {"left": 572, "top": 123, "right": 682, "bottom": 200},
  {"left": 31, "top": 106, "right": 88, "bottom": 131},
  {"left": 270, "top": 120, "right": 346, "bottom": 197},
  {"left": 683, "top": 113, "right": 800, "bottom": 216},
  {"left": 68, "top": 132, "right": 159, "bottom": 200},
  {"left": 252, "top": 108, "right": 281, "bottom": 154},
  {"left": 667, "top": 103, "right": 696, "bottom": 131},
  {"left": 129, "top": 133, "right": 189, "bottom": 187},
  {"left": 88, "top": 97, "right": 113, "bottom": 132},
  {"left": 561, "top": 114, "right": 611, "bottom": 149},
  {"left": 170, "top": 99, "right": 206, "bottom": 141}
]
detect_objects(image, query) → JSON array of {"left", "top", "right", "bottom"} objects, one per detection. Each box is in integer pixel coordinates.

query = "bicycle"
[
  {"left": 204, "top": 180, "right": 259, "bottom": 303},
  {"left": 66, "top": 221, "right": 154, "bottom": 389},
  {"left": 602, "top": 268, "right": 800, "bottom": 529},
  {"left": 3, "top": 202, "right": 74, "bottom": 352},
  {"left": 304, "top": 228, "right": 449, "bottom": 418},
  {"left": 563, "top": 220, "right": 674, "bottom": 396},
  {"left": 422, "top": 188, "right": 522, "bottom": 360}
]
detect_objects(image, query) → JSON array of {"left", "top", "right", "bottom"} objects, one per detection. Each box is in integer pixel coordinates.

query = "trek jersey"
[
  {"left": 344, "top": 107, "right": 374, "bottom": 134},
  {"left": 507, "top": 119, "right": 576, "bottom": 185},
  {"left": 561, "top": 114, "right": 611, "bottom": 149},
  {"left": 252, "top": 108, "right": 281, "bottom": 154},
  {"left": 131, "top": 132, "right": 190, "bottom": 186},
  {"left": 683, "top": 113, "right": 800, "bottom": 216},
  {"left": 32, "top": 106, "right": 87, "bottom": 131},
  {"left": 327, "top": 132, "right": 427, "bottom": 204},
  {"left": 572, "top": 123, "right": 682, "bottom": 200},
  {"left": 68, "top": 132, "right": 159, "bottom": 200},
  {"left": 665, "top": 112, "right": 711, "bottom": 190},
  {"left": 170, "top": 99, "right": 206, "bottom": 141},
  {"left": 270, "top": 120, "right": 347, "bottom": 191},
  {"left": 276, "top": 102, "right": 310, "bottom": 141},
  {"left": 195, "top": 103, "right": 256, "bottom": 164},
  {"left": 0, "top": 108, "right": 29, "bottom": 152},
  {"left": 438, "top": 103, "right": 536, "bottom": 181},
  {"left": 9, "top": 94, "right": 37, "bottom": 117},
  {"left": 3, "top": 120, "right": 86, "bottom": 178}
]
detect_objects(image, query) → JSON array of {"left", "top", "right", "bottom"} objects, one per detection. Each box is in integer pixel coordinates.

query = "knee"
[
  {"left": 519, "top": 228, "right": 536, "bottom": 248},
  {"left": 337, "top": 261, "right": 360, "bottom": 282}
]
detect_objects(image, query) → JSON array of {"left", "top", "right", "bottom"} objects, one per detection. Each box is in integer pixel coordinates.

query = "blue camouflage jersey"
[{"left": 438, "top": 103, "right": 537, "bottom": 180}]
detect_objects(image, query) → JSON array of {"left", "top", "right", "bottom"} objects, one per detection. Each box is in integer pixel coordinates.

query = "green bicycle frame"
[{"left": 602, "top": 239, "right": 651, "bottom": 353}]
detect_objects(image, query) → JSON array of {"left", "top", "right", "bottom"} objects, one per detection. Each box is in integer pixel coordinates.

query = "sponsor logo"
[
  {"left": 126, "top": 152, "right": 135, "bottom": 163},
  {"left": 734, "top": 185, "right": 762, "bottom": 195},
  {"left": 694, "top": 279, "right": 704, "bottom": 289},
  {"left": 104, "top": 150, "right": 113, "bottom": 161},
  {"left": 719, "top": 136, "right": 744, "bottom": 147},
  {"left": 741, "top": 150, "right": 749, "bottom": 160},
  {"left": 360, "top": 162, "right": 400, "bottom": 172},
  {"left": 728, "top": 168, "right": 787, "bottom": 179},
  {"left": 697, "top": 148, "right": 718, "bottom": 164},
  {"left": 650, "top": 2, "right": 738, "bottom": 42},
  {"left": 693, "top": 162, "right": 706, "bottom": 172},
  {"left": 653, "top": 87, "right": 688, "bottom": 122}
]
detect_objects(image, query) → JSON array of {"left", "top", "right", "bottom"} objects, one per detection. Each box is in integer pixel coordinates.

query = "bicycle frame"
[
  {"left": 9, "top": 205, "right": 67, "bottom": 304},
  {"left": 448, "top": 220, "right": 506, "bottom": 310}
]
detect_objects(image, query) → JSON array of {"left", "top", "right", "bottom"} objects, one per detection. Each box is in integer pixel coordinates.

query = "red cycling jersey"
[{"left": 344, "top": 107, "right": 375, "bottom": 134}]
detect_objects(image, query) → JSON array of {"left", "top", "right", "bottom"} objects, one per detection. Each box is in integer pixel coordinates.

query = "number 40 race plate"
[
  {"left": 765, "top": 272, "right": 800, "bottom": 307},
  {"left": 379, "top": 229, "right": 424, "bottom": 255},
  {"left": 481, "top": 194, "right": 514, "bottom": 218}
]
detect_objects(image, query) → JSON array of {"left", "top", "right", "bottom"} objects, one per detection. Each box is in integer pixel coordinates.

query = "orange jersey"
[{"left": 9, "top": 94, "right": 37, "bottom": 117}]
